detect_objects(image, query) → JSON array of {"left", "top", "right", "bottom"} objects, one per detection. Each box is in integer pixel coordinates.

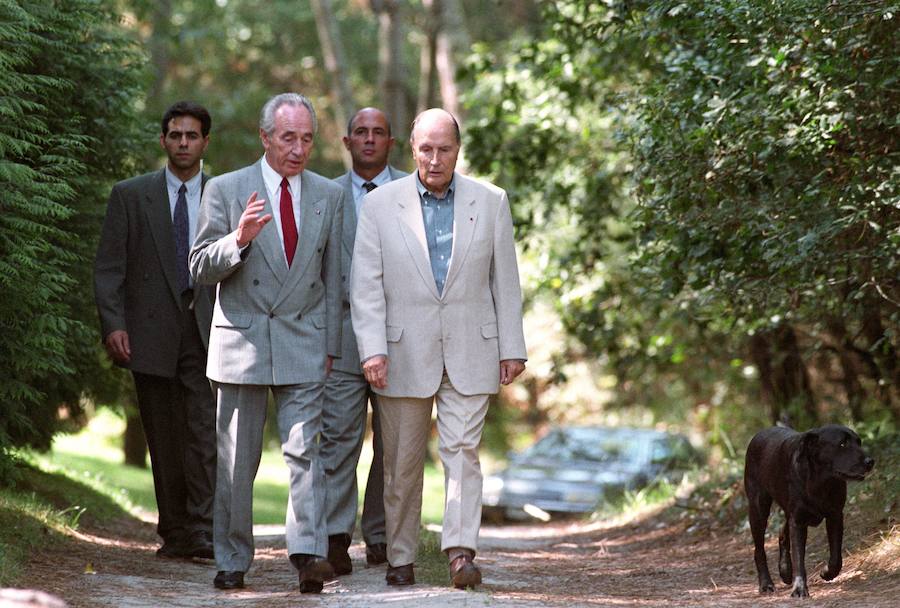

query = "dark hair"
[
  {"left": 161, "top": 101, "right": 212, "bottom": 137},
  {"left": 346, "top": 108, "right": 393, "bottom": 137}
]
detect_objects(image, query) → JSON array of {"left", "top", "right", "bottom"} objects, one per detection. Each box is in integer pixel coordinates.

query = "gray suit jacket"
[
  {"left": 94, "top": 169, "right": 214, "bottom": 378},
  {"left": 350, "top": 172, "right": 527, "bottom": 397},
  {"left": 332, "top": 166, "right": 407, "bottom": 374},
  {"left": 190, "top": 161, "right": 343, "bottom": 385}
]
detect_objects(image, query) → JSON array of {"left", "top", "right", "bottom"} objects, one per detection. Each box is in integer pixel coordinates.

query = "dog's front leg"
[
  {"left": 822, "top": 514, "right": 843, "bottom": 581},
  {"left": 789, "top": 520, "right": 810, "bottom": 597}
]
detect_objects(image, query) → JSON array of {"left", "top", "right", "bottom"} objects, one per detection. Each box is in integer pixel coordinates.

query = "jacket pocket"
[
  {"left": 480, "top": 322, "right": 498, "bottom": 339},
  {"left": 311, "top": 313, "right": 326, "bottom": 329},
  {"left": 214, "top": 311, "right": 252, "bottom": 329},
  {"left": 387, "top": 325, "right": 403, "bottom": 342}
]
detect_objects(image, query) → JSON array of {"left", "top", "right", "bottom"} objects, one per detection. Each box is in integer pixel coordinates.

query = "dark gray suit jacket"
[
  {"left": 333, "top": 166, "right": 407, "bottom": 374},
  {"left": 94, "top": 169, "right": 214, "bottom": 378}
]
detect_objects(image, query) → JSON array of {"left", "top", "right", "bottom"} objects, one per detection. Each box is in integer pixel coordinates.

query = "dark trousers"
[{"left": 132, "top": 296, "right": 216, "bottom": 543}]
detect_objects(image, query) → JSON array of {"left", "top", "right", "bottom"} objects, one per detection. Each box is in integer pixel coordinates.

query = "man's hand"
[
  {"left": 105, "top": 330, "right": 131, "bottom": 365},
  {"left": 325, "top": 355, "right": 334, "bottom": 377},
  {"left": 499, "top": 359, "right": 525, "bottom": 385},
  {"left": 236, "top": 191, "right": 272, "bottom": 247},
  {"left": 362, "top": 355, "right": 388, "bottom": 389}
]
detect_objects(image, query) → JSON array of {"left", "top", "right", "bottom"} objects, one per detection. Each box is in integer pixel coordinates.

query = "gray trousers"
[
  {"left": 213, "top": 382, "right": 327, "bottom": 573},
  {"left": 321, "top": 370, "right": 386, "bottom": 545}
]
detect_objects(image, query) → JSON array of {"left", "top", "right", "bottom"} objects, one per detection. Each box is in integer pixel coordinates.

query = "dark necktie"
[
  {"left": 362, "top": 181, "right": 377, "bottom": 193},
  {"left": 280, "top": 177, "right": 298, "bottom": 267},
  {"left": 173, "top": 183, "right": 190, "bottom": 293}
]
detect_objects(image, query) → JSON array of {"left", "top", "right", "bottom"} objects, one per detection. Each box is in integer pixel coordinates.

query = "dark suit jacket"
[{"left": 94, "top": 169, "right": 214, "bottom": 378}]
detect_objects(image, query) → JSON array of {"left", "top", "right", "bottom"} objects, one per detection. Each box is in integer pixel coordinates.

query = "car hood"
[{"left": 502, "top": 457, "right": 640, "bottom": 485}]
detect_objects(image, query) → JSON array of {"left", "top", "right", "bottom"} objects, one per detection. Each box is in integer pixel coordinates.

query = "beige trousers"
[{"left": 378, "top": 374, "right": 489, "bottom": 566}]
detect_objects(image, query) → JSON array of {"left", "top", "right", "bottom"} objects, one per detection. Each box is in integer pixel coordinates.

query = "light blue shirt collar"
[{"left": 415, "top": 172, "right": 455, "bottom": 200}]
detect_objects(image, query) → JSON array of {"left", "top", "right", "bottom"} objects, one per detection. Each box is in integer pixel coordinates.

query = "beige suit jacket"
[{"left": 350, "top": 172, "right": 526, "bottom": 397}]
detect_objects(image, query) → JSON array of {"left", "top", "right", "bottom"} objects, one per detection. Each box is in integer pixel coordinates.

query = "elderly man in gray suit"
[
  {"left": 94, "top": 101, "right": 216, "bottom": 561},
  {"left": 350, "top": 108, "right": 527, "bottom": 589},
  {"left": 323, "top": 108, "right": 406, "bottom": 575},
  {"left": 190, "top": 93, "right": 344, "bottom": 593}
]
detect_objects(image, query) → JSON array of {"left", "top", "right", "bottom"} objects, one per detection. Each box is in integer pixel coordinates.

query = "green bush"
[{"left": 0, "top": 0, "right": 145, "bottom": 480}]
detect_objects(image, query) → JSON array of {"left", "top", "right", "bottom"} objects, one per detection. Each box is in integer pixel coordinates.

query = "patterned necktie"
[
  {"left": 280, "top": 177, "right": 298, "bottom": 267},
  {"left": 362, "top": 181, "right": 377, "bottom": 193},
  {"left": 173, "top": 183, "right": 190, "bottom": 293}
]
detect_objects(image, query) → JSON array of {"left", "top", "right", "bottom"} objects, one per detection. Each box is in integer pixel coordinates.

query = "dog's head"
[{"left": 801, "top": 425, "right": 875, "bottom": 481}]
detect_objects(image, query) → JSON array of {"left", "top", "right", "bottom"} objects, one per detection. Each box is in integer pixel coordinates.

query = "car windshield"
[{"left": 527, "top": 428, "right": 644, "bottom": 464}]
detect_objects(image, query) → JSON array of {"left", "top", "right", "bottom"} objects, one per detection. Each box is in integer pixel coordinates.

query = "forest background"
[{"left": 0, "top": 0, "right": 897, "bottom": 480}]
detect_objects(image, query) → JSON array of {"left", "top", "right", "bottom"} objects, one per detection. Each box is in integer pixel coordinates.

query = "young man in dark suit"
[{"left": 94, "top": 101, "right": 217, "bottom": 560}]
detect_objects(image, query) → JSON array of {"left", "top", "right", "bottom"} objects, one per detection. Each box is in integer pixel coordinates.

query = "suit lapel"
[
  {"left": 248, "top": 162, "right": 289, "bottom": 281},
  {"left": 273, "top": 171, "right": 326, "bottom": 308},
  {"left": 396, "top": 176, "right": 440, "bottom": 300},
  {"left": 442, "top": 175, "right": 477, "bottom": 296},
  {"left": 143, "top": 170, "right": 182, "bottom": 306}
]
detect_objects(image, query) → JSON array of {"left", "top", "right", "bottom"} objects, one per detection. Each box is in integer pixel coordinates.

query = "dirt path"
[{"left": 18, "top": 505, "right": 899, "bottom": 607}]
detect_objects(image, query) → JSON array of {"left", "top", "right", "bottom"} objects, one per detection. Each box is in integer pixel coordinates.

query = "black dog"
[{"left": 744, "top": 424, "right": 874, "bottom": 597}]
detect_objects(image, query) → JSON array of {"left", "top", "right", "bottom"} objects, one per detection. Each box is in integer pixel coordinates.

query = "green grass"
[
  {"left": 0, "top": 458, "right": 133, "bottom": 586},
  {"left": 37, "top": 408, "right": 448, "bottom": 526},
  {"left": 1, "top": 409, "right": 459, "bottom": 586}
]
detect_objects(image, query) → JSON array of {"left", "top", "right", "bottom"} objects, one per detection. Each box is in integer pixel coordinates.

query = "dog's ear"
[{"left": 800, "top": 430, "right": 819, "bottom": 462}]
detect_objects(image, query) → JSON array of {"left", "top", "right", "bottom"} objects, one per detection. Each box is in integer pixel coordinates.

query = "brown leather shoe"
[
  {"left": 327, "top": 533, "right": 352, "bottom": 576},
  {"left": 297, "top": 557, "right": 334, "bottom": 593},
  {"left": 449, "top": 554, "right": 482, "bottom": 589},
  {"left": 385, "top": 563, "right": 415, "bottom": 586},
  {"left": 366, "top": 542, "right": 388, "bottom": 566}
]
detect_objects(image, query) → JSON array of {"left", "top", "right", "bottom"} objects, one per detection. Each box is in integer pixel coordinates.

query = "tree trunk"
[
  {"left": 434, "top": 0, "right": 469, "bottom": 120},
  {"left": 824, "top": 317, "right": 866, "bottom": 422},
  {"left": 748, "top": 325, "right": 817, "bottom": 426},
  {"left": 417, "top": 0, "right": 440, "bottom": 115},
  {"left": 860, "top": 295, "right": 900, "bottom": 421},
  {"left": 310, "top": 0, "right": 354, "bottom": 168},
  {"left": 372, "top": 0, "right": 412, "bottom": 162},
  {"left": 120, "top": 379, "right": 147, "bottom": 468},
  {"left": 145, "top": 0, "right": 171, "bottom": 109},
  {"left": 749, "top": 332, "right": 780, "bottom": 424}
]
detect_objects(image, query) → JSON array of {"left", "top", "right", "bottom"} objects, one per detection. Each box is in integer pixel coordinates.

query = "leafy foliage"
[
  {"left": 465, "top": 0, "right": 899, "bottom": 434},
  {"left": 0, "top": 0, "right": 144, "bottom": 478}
]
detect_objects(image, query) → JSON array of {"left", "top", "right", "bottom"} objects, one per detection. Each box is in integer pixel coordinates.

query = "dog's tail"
[{"left": 775, "top": 412, "right": 793, "bottom": 429}]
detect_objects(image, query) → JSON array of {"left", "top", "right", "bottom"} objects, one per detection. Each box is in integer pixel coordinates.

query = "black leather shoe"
[
  {"left": 294, "top": 556, "right": 334, "bottom": 593},
  {"left": 213, "top": 570, "right": 244, "bottom": 590},
  {"left": 185, "top": 531, "right": 214, "bottom": 559},
  {"left": 366, "top": 542, "right": 388, "bottom": 566},
  {"left": 327, "top": 533, "right": 352, "bottom": 576},
  {"left": 449, "top": 554, "right": 481, "bottom": 589},
  {"left": 386, "top": 563, "right": 415, "bottom": 586},
  {"left": 155, "top": 539, "right": 188, "bottom": 559}
]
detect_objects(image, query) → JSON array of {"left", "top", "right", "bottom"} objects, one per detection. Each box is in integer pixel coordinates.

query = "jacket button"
[
  {"left": 253, "top": 279, "right": 259, "bottom": 286},
  {"left": 310, "top": 283, "right": 316, "bottom": 288},
  {"left": 269, "top": 312, "right": 275, "bottom": 318}
]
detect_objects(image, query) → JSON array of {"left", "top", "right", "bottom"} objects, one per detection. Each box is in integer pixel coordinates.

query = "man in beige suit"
[{"left": 350, "top": 108, "right": 527, "bottom": 589}]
